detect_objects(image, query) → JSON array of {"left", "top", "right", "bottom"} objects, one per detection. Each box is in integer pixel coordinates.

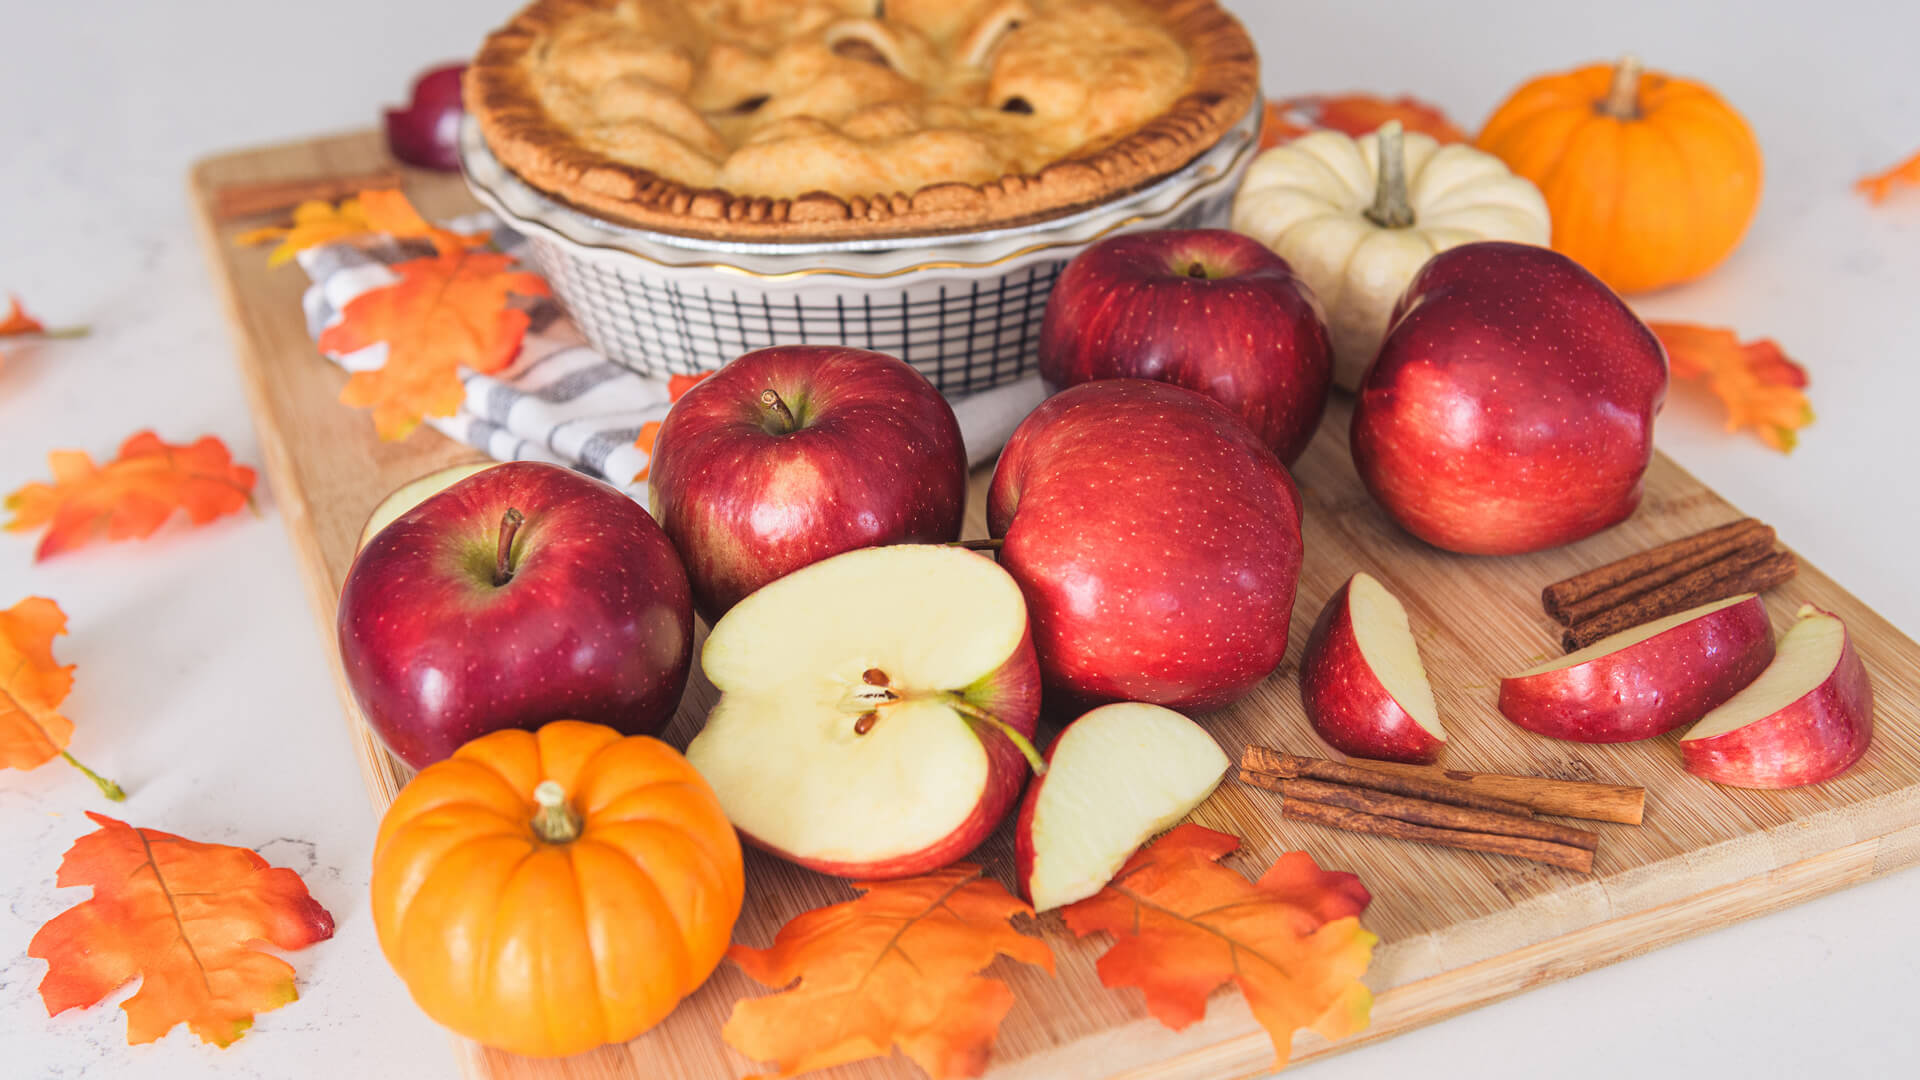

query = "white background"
[{"left": 2, "top": 1, "right": 1917, "bottom": 1077}]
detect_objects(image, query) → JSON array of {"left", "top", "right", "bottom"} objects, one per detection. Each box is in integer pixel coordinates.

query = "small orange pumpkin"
[
  {"left": 1477, "top": 56, "right": 1762, "bottom": 293},
  {"left": 371, "top": 720, "right": 744, "bottom": 1057}
]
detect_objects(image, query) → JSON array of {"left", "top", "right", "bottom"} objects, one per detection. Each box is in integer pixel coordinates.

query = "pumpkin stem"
[
  {"left": 1601, "top": 55, "right": 1643, "bottom": 120},
  {"left": 531, "top": 780, "right": 582, "bottom": 844},
  {"left": 759, "top": 389, "right": 798, "bottom": 434},
  {"left": 493, "top": 507, "right": 525, "bottom": 587},
  {"left": 1363, "top": 121, "right": 1415, "bottom": 229}
]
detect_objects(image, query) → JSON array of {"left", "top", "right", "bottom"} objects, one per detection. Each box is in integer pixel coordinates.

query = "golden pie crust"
[{"left": 467, "top": 0, "right": 1257, "bottom": 241}]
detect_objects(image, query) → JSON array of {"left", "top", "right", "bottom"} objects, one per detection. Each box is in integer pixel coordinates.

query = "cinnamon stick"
[
  {"left": 1562, "top": 549, "right": 1797, "bottom": 650},
  {"left": 212, "top": 168, "right": 405, "bottom": 221},
  {"left": 1551, "top": 526, "right": 1776, "bottom": 626},
  {"left": 1240, "top": 747, "right": 1533, "bottom": 817},
  {"left": 1347, "top": 759, "right": 1646, "bottom": 825},
  {"left": 1240, "top": 773, "right": 1599, "bottom": 851},
  {"left": 1280, "top": 798, "right": 1595, "bottom": 873},
  {"left": 1542, "top": 518, "right": 1763, "bottom": 614}
]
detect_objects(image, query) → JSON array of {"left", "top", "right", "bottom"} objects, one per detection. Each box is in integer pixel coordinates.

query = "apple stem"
[
  {"left": 1601, "top": 55, "right": 1643, "bottom": 120},
  {"left": 530, "top": 780, "right": 582, "bottom": 844},
  {"left": 494, "top": 507, "right": 525, "bottom": 586},
  {"left": 1364, "top": 120, "right": 1415, "bottom": 229},
  {"left": 939, "top": 694, "right": 1047, "bottom": 775},
  {"left": 948, "top": 538, "right": 1004, "bottom": 552},
  {"left": 759, "top": 389, "right": 798, "bottom": 433},
  {"left": 61, "top": 751, "right": 125, "bottom": 802}
]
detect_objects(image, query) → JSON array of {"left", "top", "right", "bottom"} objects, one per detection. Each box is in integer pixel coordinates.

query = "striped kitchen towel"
[{"left": 295, "top": 213, "right": 1047, "bottom": 498}]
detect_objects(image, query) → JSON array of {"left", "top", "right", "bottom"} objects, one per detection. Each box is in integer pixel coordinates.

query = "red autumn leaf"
[
  {"left": 630, "top": 371, "right": 713, "bottom": 481},
  {"left": 0, "top": 596, "right": 122, "bottom": 800},
  {"left": 1262, "top": 94, "right": 1468, "bottom": 150},
  {"left": 29, "top": 813, "right": 335, "bottom": 1047},
  {"left": 724, "top": 863, "right": 1055, "bottom": 1079},
  {"left": 1060, "top": 825, "right": 1376, "bottom": 1070},
  {"left": 5, "top": 432, "right": 257, "bottom": 560},
  {"left": 316, "top": 249, "right": 550, "bottom": 440},
  {"left": 1856, "top": 149, "right": 1920, "bottom": 203},
  {"left": 1651, "top": 321, "right": 1815, "bottom": 452}
]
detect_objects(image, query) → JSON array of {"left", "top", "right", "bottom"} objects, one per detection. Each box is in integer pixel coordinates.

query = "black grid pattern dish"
[{"left": 529, "top": 247, "right": 1065, "bottom": 394}]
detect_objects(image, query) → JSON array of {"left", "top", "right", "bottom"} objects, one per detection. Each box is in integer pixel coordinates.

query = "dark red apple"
[
  {"left": 988, "top": 379, "right": 1304, "bottom": 711},
  {"left": 1351, "top": 241, "right": 1667, "bottom": 555},
  {"left": 1039, "top": 229, "right": 1332, "bottom": 463},
  {"left": 338, "top": 461, "right": 694, "bottom": 768},
  {"left": 648, "top": 345, "right": 967, "bottom": 623}
]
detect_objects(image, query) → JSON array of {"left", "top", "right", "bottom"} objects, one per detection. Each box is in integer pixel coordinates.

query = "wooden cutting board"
[{"left": 190, "top": 131, "right": 1920, "bottom": 1080}]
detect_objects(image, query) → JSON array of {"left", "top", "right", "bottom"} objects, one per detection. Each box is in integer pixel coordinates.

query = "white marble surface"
[{"left": 1, "top": 1, "right": 1915, "bottom": 1078}]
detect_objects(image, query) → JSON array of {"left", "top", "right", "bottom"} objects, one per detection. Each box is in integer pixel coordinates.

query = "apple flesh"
[
  {"left": 648, "top": 344, "right": 968, "bottom": 624},
  {"left": 1299, "top": 572, "right": 1445, "bottom": 764},
  {"left": 685, "top": 545, "right": 1042, "bottom": 879},
  {"left": 1680, "top": 605, "right": 1875, "bottom": 789},
  {"left": 1014, "top": 702, "right": 1228, "bottom": 911},
  {"left": 989, "top": 379, "right": 1304, "bottom": 712},
  {"left": 1351, "top": 241, "right": 1667, "bottom": 555},
  {"left": 1038, "top": 229, "right": 1332, "bottom": 464},
  {"left": 338, "top": 461, "right": 694, "bottom": 768},
  {"left": 1500, "top": 594, "right": 1774, "bottom": 743},
  {"left": 357, "top": 461, "right": 495, "bottom": 551}
]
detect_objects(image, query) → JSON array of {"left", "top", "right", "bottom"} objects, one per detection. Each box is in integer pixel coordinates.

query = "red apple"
[
  {"left": 648, "top": 345, "right": 967, "bottom": 623},
  {"left": 338, "top": 461, "right": 694, "bottom": 768},
  {"left": 1038, "top": 229, "right": 1332, "bottom": 463},
  {"left": 1014, "top": 702, "right": 1229, "bottom": 911},
  {"left": 1680, "top": 605, "right": 1875, "bottom": 788},
  {"left": 1351, "top": 241, "right": 1667, "bottom": 555},
  {"left": 1299, "top": 572, "right": 1445, "bottom": 764},
  {"left": 686, "top": 545, "right": 1043, "bottom": 879},
  {"left": 1501, "top": 594, "right": 1774, "bottom": 743},
  {"left": 988, "top": 379, "right": 1304, "bottom": 711}
]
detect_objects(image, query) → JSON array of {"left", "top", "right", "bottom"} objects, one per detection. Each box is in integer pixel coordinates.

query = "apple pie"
[{"left": 467, "top": 0, "right": 1257, "bottom": 240}]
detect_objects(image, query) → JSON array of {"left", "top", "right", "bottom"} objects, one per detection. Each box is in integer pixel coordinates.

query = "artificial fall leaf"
[
  {"left": 236, "top": 189, "right": 486, "bottom": 267},
  {"left": 724, "top": 863, "right": 1055, "bottom": 1080},
  {"left": 28, "top": 812, "right": 336, "bottom": 1047},
  {"left": 5, "top": 432, "right": 257, "bottom": 560},
  {"left": 0, "top": 596, "right": 121, "bottom": 800},
  {"left": 1651, "top": 321, "right": 1814, "bottom": 452},
  {"left": 317, "top": 249, "right": 550, "bottom": 440},
  {"left": 1261, "top": 94, "right": 1467, "bottom": 150},
  {"left": 1060, "top": 825, "right": 1376, "bottom": 1071},
  {"left": 0, "top": 295, "right": 88, "bottom": 359},
  {"left": 630, "top": 371, "right": 714, "bottom": 481},
  {"left": 1856, "top": 150, "right": 1920, "bottom": 203}
]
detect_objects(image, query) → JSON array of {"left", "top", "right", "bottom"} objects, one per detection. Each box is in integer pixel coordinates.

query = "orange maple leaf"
[
  {"left": 725, "top": 863, "right": 1055, "bottom": 1080},
  {"left": 28, "top": 812, "right": 335, "bottom": 1047},
  {"left": 1261, "top": 94, "right": 1467, "bottom": 150},
  {"left": 0, "top": 596, "right": 122, "bottom": 800},
  {"left": 236, "top": 189, "right": 487, "bottom": 266},
  {"left": 1650, "top": 321, "right": 1814, "bottom": 452},
  {"left": 317, "top": 250, "right": 550, "bottom": 440},
  {"left": 630, "top": 371, "right": 713, "bottom": 481},
  {"left": 1856, "top": 149, "right": 1920, "bottom": 203},
  {"left": 0, "top": 295, "right": 88, "bottom": 361},
  {"left": 1060, "top": 825, "right": 1376, "bottom": 1071},
  {"left": 5, "top": 432, "right": 257, "bottom": 560}
]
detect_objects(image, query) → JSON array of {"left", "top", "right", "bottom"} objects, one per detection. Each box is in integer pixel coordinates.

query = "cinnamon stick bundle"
[
  {"left": 1240, "top": 773, "right": 1599, "bottom": 850},
  {"left": 1562, "top": 550, "right": 1796, "bottom": 650},
  {"left": 1240, "top": 746, "right": 1533, "bottom": 817},
  {"left": 1346, "top": 759, "right": 1646, "bottom": 825},
  {"left": 1280, "top": 799, "right": 1596, "bottom": 874},
  {"left": 1551, "top": 524, "right": 1776, "bottom": 626},
  {"left": 1542, "top": 518, "right": 1765, "bottom": 616}
]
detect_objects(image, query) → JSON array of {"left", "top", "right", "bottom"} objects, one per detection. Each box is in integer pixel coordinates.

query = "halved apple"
[
  {"left": 356, "top": 461, "right": 496, "bottom": 551},
  {"left": 1500, "top": 594, "right": 1774, "bottom": 743},
  {"left": 1013, "top": 703, "right": 1229, "bottom": 912},
  {"left": 1680, "top": 605, "right": 1874, "bottom": 788},
  {"left": 1299, "top": 572, "right": 1444, "bottom": 764},
  {"left": 686, "top": 544, "right": 1043, "bottom": 879}
]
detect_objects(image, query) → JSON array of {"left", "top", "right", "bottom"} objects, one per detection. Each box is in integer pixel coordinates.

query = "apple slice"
[
  {"left": 1680, "top": 605, "right": 1875, "bottom": 789},
  {"left": 1299, "top": 572, "right": 1444, "bottom": 764},
  {"left": 686, "top": 544, "right": 1043, "bottom": 879},
  {"left": 1013, "top": 703, "right": 1228, "bottom": 912},
  {"left": 1500, "top": 595, "right": 1774, "bottom": 743},
  {"left": 356, "top": 461, "right": 495, "bottom": 551}
]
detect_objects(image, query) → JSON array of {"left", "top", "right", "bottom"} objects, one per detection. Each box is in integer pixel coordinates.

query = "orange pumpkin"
[
  {"left": 371, "top": 720, "right": 744, "bottom": 1057},
  {"left": 1477, "top": 56, "right": 1762, "bottom": 293}
]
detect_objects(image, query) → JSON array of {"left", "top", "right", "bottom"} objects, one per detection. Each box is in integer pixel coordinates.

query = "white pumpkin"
[{"left": 1232, "top": 122, "right": 1550, "bottom": 389}]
